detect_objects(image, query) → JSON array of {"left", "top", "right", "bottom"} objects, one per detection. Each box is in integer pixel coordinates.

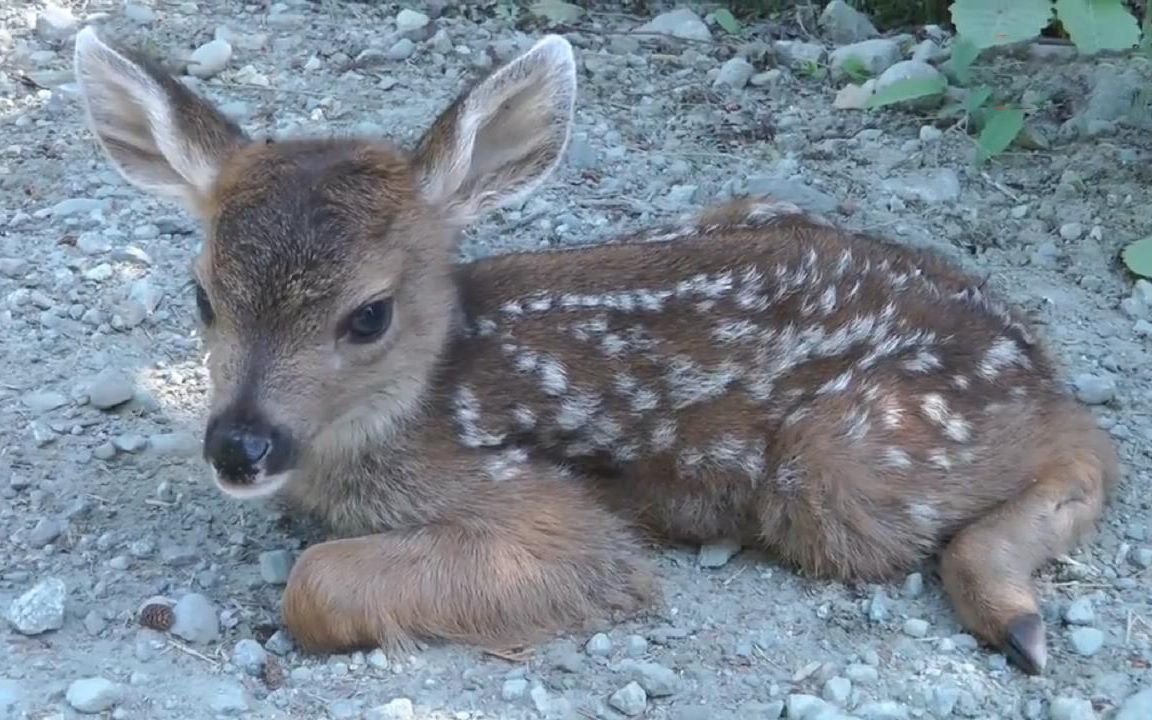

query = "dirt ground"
[{"left": 1, "top": 1, "right": 1151, "bottom": 719}]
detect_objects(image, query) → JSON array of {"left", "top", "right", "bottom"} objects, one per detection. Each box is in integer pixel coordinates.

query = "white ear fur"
[
  {"left": 72, "top": 26, "right": 245, "bottom": 210},
  {"left": 414, "top": 34, "right": 577, "bottom": 225}
]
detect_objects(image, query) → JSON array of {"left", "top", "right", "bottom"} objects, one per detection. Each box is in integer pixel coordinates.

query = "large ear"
[
  {"left": 72, "top": 26, "right": 249, "bottom": 214},
  {"left": 412, "top": 34, "right": 577, "bottom": 226}
]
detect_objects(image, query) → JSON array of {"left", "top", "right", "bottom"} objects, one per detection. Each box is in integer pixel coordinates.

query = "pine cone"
[{"left": 138, "top": 602, "right": 175, "bottom": 631}]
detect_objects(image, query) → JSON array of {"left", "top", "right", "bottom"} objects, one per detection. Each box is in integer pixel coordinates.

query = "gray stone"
[
  {"left": 822, "top": 676, "right": 851, "bottom": 705},
  {"left": 231, "top": 639, "right": 267, "bottom": 676},
  {"left": 387, "top": 38, "right": 416, "bottom": 61},
  {"left": 36, "top": 5, "right": 77, "bottom": 43},
  {"left": 902, "top": 572, "right": 923, "bottom": 597},
  {"left": 259, "top": 550, "right": 295, "bottom": 584},
  {"left": 112, "top": 434, "right": 147, "bottom": 453},
  {"left": 698, "top": 538, "right": 742, "bottom": 568},
  {"left": 773, "top": 40, "right": 825, "bottom": 68},
  {"left": 1073, "top": 373, "right": 1116, "bottom": 405},
  {"left": 903, "top": 618, "right": 929, "bottom": 638},
  {"left": 52, "top": 198, "right": 106, "bottom": 217},
  {"left": 911, "top": 39, "right": 943, "bottom": 63},
  {"left": 868, "top": 589, "right": 889, "bottom": 623},
  {"left": 874, "top": 60, "right": 944, "bottom": 105},
  {"left": 76, "top": 231, "right": 112, "bottom": 254},
  {"left": 1130, "top": 547, "right": 1152, "bottom": 568},
  {"left": 0, "top": 679, "right": 24, "bottom": 712},
  {"left": 329, "top": 699, "right": 360, "bottom": 719},
  {"left": 170, "top": 593, "right": 220, "bottom": 644},
  {"left": 742, "top": 700, "right": 785, "bottom": 719},
  {"left": 367, "top": 698, "right": 414, "bottom": 720},
  {"left": 714, "top": 57, "right": 754, "bottom": 90},
  {"left": 931, "top": 686, "right": 960, "bottom": 716},
  {"left": 23, "top": 391, "right": 68, "bottom": 414},
  {"left": 265, "top": 630, "right": 295, "bottom": 656},
  {"left": 188, "top": 40, "right": 232, "bottom": 79},
  {"left": 5, "top": 577, "right": 66, "bottom": 635},
  {"left": 819, "top": 0, "right": 878, "bottom": 44},
  {"left": 65, "top": 678, "right": 122, "bottom": 714},
  {"left": 148, "top": 432, "right": 201, "bottom": 456},
  {"left": 744, "top": 177, "right": 839, "bottom": 214},
  {"left": 1063, "top": 598, "right": 1095, "bottom": 626},
  {"left": 634, "top": 8, "right": 711, "bottom": 42},
  {"left": 624, "top": 634, "right": 648, "bottom": 657},
  {"left": 857, "top": 701, "right": 909, "bottom": 719},
  {"left": 1116, "top": 688, "right": 1152, "bottom": 720},
  {"left": 1049, "top": 697, "right": 1097, "bottom": 720},
  {"left": 786, "top": 694, "right": 831, "bottom": 719},
  {"left": 608, "top": 682, "right": 647, "bottom": 716},
  {"left": 209, "top": 682, "right": 248, "bottom": 715},
  {"left": 585, "top": 632, "right": 612, "bottom": 657},
  {"left": 27, "top": 517, "right": 64, "bottom": 548},
  {"left": 87, "top": 369, "right": 135, "bottom": 410},
  {"left": 83, "top": 610, "right": 107, "bottom": 636},
  {"left": 845, "top": 663, "right": 878, "bottom": 684},
  {"left": 501, "top": 678, "right": 528, "bottom": 701},
  {"left": 881, "top": 168, "right": 960, "bottom": 204},
  {"left": 1068, "top": 627, "right": 1104, "bottom": 656},
  {"left": 830, "top": 39, "right": 901, "bottom": 79},
  {"left": 395, "top": 9, "right": 429, "bottom": 34},
  {"left": 366, "top": 648, "right": 388, "bottom": 669},
  {"left": 125, "top": 4, "right": 156, "bottom": 24}
]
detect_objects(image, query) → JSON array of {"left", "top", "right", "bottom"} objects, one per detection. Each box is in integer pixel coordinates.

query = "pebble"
[
  {"left": 501, "top": 678, "right": 528, "bottom": 701},
  {"left": 27, "top": 517, "right": 64, "bottom": 548},
  {"left": 1063, "top": 597, "right": 1095, "bottom": 626},
  {"left": 822, "top": 676, "right": 851, "bottom": 705},
  {"left": 786, "top": 694, "right": 831, "bottom": 719},
  {"left": 23, "top": 391, "right": 68, "bottom": 414},
  {"left": 773, "top": 40, "right": 825, "bottom": 68},
  {"left": 387, "top": 38, "right": 416, "bottom": 61},
  {"left": 161, "top": 544, "right": 198, "bottom": 566},
  {"left": 366, "top": 648, "right": 388, "bottom": 669},
  {"left": 36, "top": 4, "right": 77, "bottom": 43},
  {"left": 868, "top": 589, "right": 889, "bottom": 622},
  {"left": 170, "top": 593, "right": 220, "bottom": 644},
  {"left": 83, "top": 610, "right": 107, "bottom": 636},
  {"left": 0, "top": 679, "right": 24, "bottom": 712},
  {"left": 1130, "top": 547, "right": 1152, "bottom": 568},
  {"left": 585, "top": 632, "right": 612, "bottom": 657},
  {"left": 819, "top": 0, "right": 878, "bottom": 43},
  {"left": 881, "top": 168, "right": 960, "bottom": 204},
  {"left": 745, "top": 176, "right": 839, "bottom": 214},
  {"left": 259, "top": 550, "right": 295, "bottom": 584},
  {"left": 1116, "top": 688, "right": 1152, "bottom": 720},
  {"left": 698, "top": 538, "right": 742, "bottom": 568},
  {"left": 857, "top": 700, "right": 910, "bottom": 719},
  {"left": 1059, "top": 222, "right": 1085, "bottom": 241},
  {"left": 231, "top": 639, "right": 267, "bottom": 676},
  {"left": 209, "top": 682, "right": 248, "bottom": 715},
  {"left": 188, "top": 40, "right": 233, "bottom": 79},
  {"left": 1050, "top": 697, "right": 1097, "bottom": 720},
  {"left": 148, "top": 432, "right": 201, "bottom": 456},
  {"left": 628, "top": 661, "right": 679, "bottom": 697},
  {"left": 713, "top": 57, "right": 754, "bottom": 90},
  {"left": 845, "top": 663, "right": 878, "bottom": 685},
  {"left": 931, "top": 686, "right": 960, "bottom": 716},
  {"left": 902, "top": 618, "right": 929, "bottom": 638},
  {"left": 395, "top": 8, "right": 429, "bottom": 33},
  {"left": 624, "top": 634, "right": 648, "bottom": 657},
  {"left": 608, "top": 682, "right": 647, "bottom": 716},
  {"left": 265, "top": 630, "right": 295, "bottom": 656},
  {"left": 874, "top": 60, "right": 944, "bottom": 105},
  {"left": 112, "top": 434, "right": 147, "bottom": 453},
  {"left": 1068, "top": 627, "right": 1105, "bottom": 656},
  {"left": 919, "top": 126, "right": 942, "bottom": 144},
  {"left": 87, "top": 369, "right": 135, "bottom": 410},
  {"left": 367, "top": 698, "right": 414, "bottom": 720},
  {"left": 829, "top": 39, "right": 901, "bottom": 79},
  {"left": 1072, "top": 373, "right": 1116, "bottom": 404},
  {"left": 902, "top": 572, "right": 924, "bottom": 597},
  {"left": 5, "top": 577, "right": 66, "bottom": 635},
  {"left": 634, "top": 8, "right": 711, "bottom": 42},
  {"left": 124, "top": 3, "right": 155, "bottom": 24},
  {"left": 65, "top": 677, "right": 122, "bottom": 714},
  {"left": 52, "top": 198, "right": 105, "bottom": 217}
]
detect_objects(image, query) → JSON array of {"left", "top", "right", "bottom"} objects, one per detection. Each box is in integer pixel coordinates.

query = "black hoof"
[{"left": 1004, "top": 613, "right": 1047, "bottom": 675}]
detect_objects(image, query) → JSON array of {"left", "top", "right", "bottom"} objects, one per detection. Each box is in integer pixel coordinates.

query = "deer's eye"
[
  {"left": 194, "top": 281, "right": 214, "bottom": 326},
  {"left": 342, "top": 299, "right": 393, "bottom": 344}
]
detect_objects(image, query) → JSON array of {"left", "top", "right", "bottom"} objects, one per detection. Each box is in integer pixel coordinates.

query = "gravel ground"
[{"left": 2, "top": 1, "right": 1152, "bottom": 718}]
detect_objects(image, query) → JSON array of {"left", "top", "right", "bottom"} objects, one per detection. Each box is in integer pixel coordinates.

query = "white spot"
[
  {"left": 978, "top": 336, "right": 1030, "bottom": 380},
  {"left": 556, "top": 389, "right": 601, "bottom": 431},
  {"left": 513, "top": 405, "right": 537, "bottom": 430},
  {"left": 515, "top": 350, "right": 539, "bottom": 374},
  {"left": 928, "top": 449, "right": 952, "bottom": 469},
  {"left": 613, "top": 443, "right": 641, "bottom": 462},
  {"left": 882, "top": 447, "right": 912, "bottom": 468},
  {"left": 907, "top": 502, "right": 938, "bottom": 530},
  {"left": 474, "top": 317, "right": 498, "bottom": 336},
  {"left": 538, "top": 356, "right": 568, "bottom": 396},
  {"left": 903, "top": 349, "right": 942, "bottom": 373},
  {"left": 501, "top": 300, "right": 524, "bottom": 316},
  {"left": 453, "top": 385, "right": 506, "bottom": 448},
  {"left": 951, "top": 374, "right": 971, "bottom": 390},
  {"left": 819, "top": 285, "right": 837, "bottom": 315},
  {"left": 484, "top": 447, "right": 530, "bottom": 482},
  {"left": 920, "top": 393, "right": 971, "bottom": 442},
  {"left": 600, "top": 333, "right": 630, "bottom": 357},
  {"left": 713, "top": 320, "right": 760, "bottom": 344},
  {"left": 587, "top": 415, "right": 624, "bottom": 448},
  {"left": 817, "top": 369, "right": 854, "bottom": 395},
  {"left": 651, "top": 419, "right": 677, "bottom": 451},
  {"left": 881, "top": 396, "right": 904, "bottom": 430},
  {"left": 630, "top": 387, "right": 660, "bottom": 413},
  {"left": 774, "top": 460, "right": 803, "bottom": 493},
  {"left": 664, "top": 356, "right": 740, "bottom": 409}
]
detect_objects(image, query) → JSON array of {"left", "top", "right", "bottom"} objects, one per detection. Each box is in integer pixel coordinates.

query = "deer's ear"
[
  {"left": 412, "top": 34, "right": 576, "bottom": 226},
  {"left": 73, "top": 27, "right": 249, "bottom": 213}
]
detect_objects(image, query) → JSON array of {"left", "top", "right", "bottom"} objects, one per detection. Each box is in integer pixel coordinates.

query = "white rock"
[
  {"left": 66, "top": 678, "right": 122, "bottom": 714},
  {"left": 395, "top": 8, "right": 429, "bottom": 34},
  {"left": 634, "top": 8, "right": 711, "bottom": 42},
  {"left": 36, "top": 4, "right": 77, "bottom": 43},
  {"left": 187, "top": 40, "right": 232, "bottom": 79},
  {"left": 714, "top": 57, "right": 754, "bottom": 90},
  {"left": 819, "top": 0, "right": 878, "bottom": 44},
  {"left": 834, "top": 79, "right": 875, "bottom": 109},
  {"left": 773, "top": 40, "right": 825, "bottom": 68},
  {"left": 698, "top": 538, "right": 742, "bottom": 568},
  {"left": 170, "top": 593, "right": 220, "bottom": 644},
  {"left": 874, "top": 60, "right": 944, "bottom": 105},
  {"left": 366, "top": 698, "right": 414, "bottom": 720},
  {"left": 5, "top": 577, "right": 66, "bottom": 635},
  {"left": 608, "top": 682, "right": 647, "bottom": 716},
  {"left": 1050, "top": 697, "right": 1097, "bottom": 720},
  {"left": 830, "top": 39, "right": 901, "bottom": 79},
  {"left": 1116, "top": 688, "right": 1152, "bottom": 720}
]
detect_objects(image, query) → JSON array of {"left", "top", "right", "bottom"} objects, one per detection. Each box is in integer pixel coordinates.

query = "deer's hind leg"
[{"left": 938, "top": 403, "right": 1118, "bottom": 675}]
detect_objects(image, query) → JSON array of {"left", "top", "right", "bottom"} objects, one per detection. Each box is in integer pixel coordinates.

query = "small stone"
[
  {"left": 1068, "top": 627, "right": 1105, "bottom": 656},
  {"left": 786, "top": 694, "right": 831, "bottom": 719},
  {"left": 23, "top": 391, "right": 68, "bottom": 414},
  {"left": 395, "top": 8, "right": 429, "bottom": 34},
  {"left": 27, "top": 517, "right": 64, "bottom": 548},
  {"left": 387, "top": 38, "right": 415, "bottom": 61},
  {"left": 107, "top": 555, "right": 132, "bottom": 571},
  {"left": 148, "top": 432, "right": 201, "bottom": 456},
  {"left": 1063, "top": 598, "right": 1095, "bottom": 626},
  {"left": 1116, "top": 688, "right": 1152, "bottom": 720},
  {"left": 624, "top": 634, "right": 648, "bottom": 657},
  {"left": 1059, "top": 222, "right": 1085, "bottom": 241},
  {"left": 5, "top": 577, "right": 66, "bottom": 635},
  {"left": 87, "top": 369, "right": 135, "bottom": 410},
  {"left": 881, "top": 168, "right": 960, "bottom": 204},
  {"left": 83, "top": 610, "right": 107, "bottom": 636},
  {"left": 1050, "top": 697, "right": 1097, "bottom": 720},
  {"left": 919, "top": 126, "right": 942, "bottom": 144},
  {"left": 857, "top": 700, "right": 909, "bottom": 719},
  {"left": 630, "top": 661, "right": 679, "bottom": 697},
  {"left": 845, "top": 663, "right": 878, "bottom": 684},
  {"left": 822, "top": 676, "right": 851, "bottom": 705},
  {"left": 903, "top": 618, "right": 929, "bottom": 638},
  {"left": 66, "top": 678, "right": 122, "bottom": 713},
  {"left": 714, "top": 57, "right": 754, "bottom": 90},
  {"left": 112, "top": 434, "right": 147, "bottom": 453},
  {"left": 819, "top": 0, "right": 878, "bottom": 44},
  {"left": 1073, "top": 374, "right": 1116, "bottom": 405},
  {"left": 329, "top": 699, "right": 360, "bottom": 719},
  {"left": 366, "top": 648, "right": 388, "bottom": 669},
  {"left": 264, "top": 630, "right": 295, "bottom": 656},
  {"left": 868, "top": 589, "right": 889, "bottom": 622},
  {"left": 634, "top": 8, "right": 711, "bottom": 42},
  {"left": 698, "top": 538, "right": 742, "bottom": 568},
  {"left": 501, "top": 678, "right": 528, "bottom": 701},
  {"left": 744, "top": 177, "right": 839, "bottom": 214},
  {"left": 170, "top": 593, "right": 220, "bottom": 644},
  {"left": 931, "top": 686, "right": 960, "bottom": 716},
  {"left": 829, "top": 39, "right": 901, "bottom": 79},
  {"left": 209, "top": 682, "right": 248, "bottom": 715},
  {"left": 773, "top": 40, "right": 825, "bottom": 68},
  {"left": 52, "top": 198, "right": 105, "bottom": 217},
  {"left": 160, "top": 544, "right": 198, "bottom": 566},
  {"left": 232, "top": 639, "right": 267, "bottom": 676},
  {"left": 834, "top": 79, "right": 876, "bottom": 109},
  {"left": 76, "top": 231, "right": 112, "bottom": 254},
  {"left": 367, "top": 698, "right": 414, "bottom": 720},
  {"left": 1130, "top": 547, "right": 1152, "bottom": 568},
  {"left": 124, "top": 4, "right": 155, "bottom": 24},
  {"left": 585, "top": 632, "right": 612, "bottom": 657},
  {"left": 608, "top": 682, "right": 647, "bottom": 716},
  {"left": 36, "top": 4, "right": 78, "bottom": 43},
  {"left": 911, "top": 39, "right": 943, "bottom": 63},
  {"left": 903, "top": 572, "right": 924, "bottom": 597},
  {"left": 187, "top": 40, "right": 232, "bottom": 79},
  {"left": 872, "top": 60, "right": 944, "bottom": 108},
  {"left": 750, "top": 69, "right": 782, "bottom": 87},
  {"left": 259, "top": 550, "right": 295, "bottom": 584}
]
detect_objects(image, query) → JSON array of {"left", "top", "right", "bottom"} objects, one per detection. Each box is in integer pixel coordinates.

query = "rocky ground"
[{"left": 2, "top": 1, "right": 1152, "bottom": 718}]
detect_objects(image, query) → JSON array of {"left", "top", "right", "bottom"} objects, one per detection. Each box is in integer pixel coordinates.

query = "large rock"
[
  {"left": 829, "top": 39, "right": 901, "bottom": 80},
  {"left": 5, "top": 578, "right": 66, "bottom": 635},
  {"left": 819, "top": 1, "right": 878, "bottom": 44},
  {"left": 634, "top": 8, "right": 711, "bottom": 42}
]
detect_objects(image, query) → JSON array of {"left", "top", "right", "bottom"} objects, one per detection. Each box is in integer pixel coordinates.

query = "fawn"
[{"left": 72, "top": 27, "right": 1119, "bottom": 676}]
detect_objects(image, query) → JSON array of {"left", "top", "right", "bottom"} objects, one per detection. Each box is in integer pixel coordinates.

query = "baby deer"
[{"left": 73, "top": 27, "right": 1118, "bottom": 676}]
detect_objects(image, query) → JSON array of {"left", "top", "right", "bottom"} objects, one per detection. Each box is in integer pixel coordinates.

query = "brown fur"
[{"left": 72, "top": 29, "right": 1120, "bottom": 674}]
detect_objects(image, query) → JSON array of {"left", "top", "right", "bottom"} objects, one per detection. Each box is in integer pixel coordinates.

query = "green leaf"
[
  {"left": 963, "top": 84, "right": 993, "bottom": 114},
  {"left": 529, "top": 0, "right": 584, "bottom": 24},
  {"left": 977, "top": 106, "right": 1025, "bottom": 161},
  {"left": 1055, "top": 0, "right": 1142, "bottom": 54},
  {"left": 866, "top": 74, "right": 948, "bottom": 108},
  {"left": 948, "top": 35, "right": 981, "bottom": 83},
  {"left": 949, "top": 0, "right": 1055, "bottom": 49},
  {"left": 714, "top": 8, "right": 741, "bottom": 34},
  {"left": 1122, "top": 236, "right": 1152, "bottom": 278}
]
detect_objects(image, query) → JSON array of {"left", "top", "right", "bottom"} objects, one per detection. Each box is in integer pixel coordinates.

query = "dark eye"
[
  {"left": 343, "top": 299, "right": 393, "bottom": 344},
  {"left": 194, "top": 282, "right": 214, "bottom": 326}
]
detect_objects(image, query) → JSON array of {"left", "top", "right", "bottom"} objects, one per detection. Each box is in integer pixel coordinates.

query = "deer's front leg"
[{"left": 281, "top": 473, "right": 660, "bottom": 655}]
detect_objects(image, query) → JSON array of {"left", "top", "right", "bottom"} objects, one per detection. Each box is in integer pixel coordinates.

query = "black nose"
[{"left": 203, "top": 408, "right": 296, "bottom": 482}]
